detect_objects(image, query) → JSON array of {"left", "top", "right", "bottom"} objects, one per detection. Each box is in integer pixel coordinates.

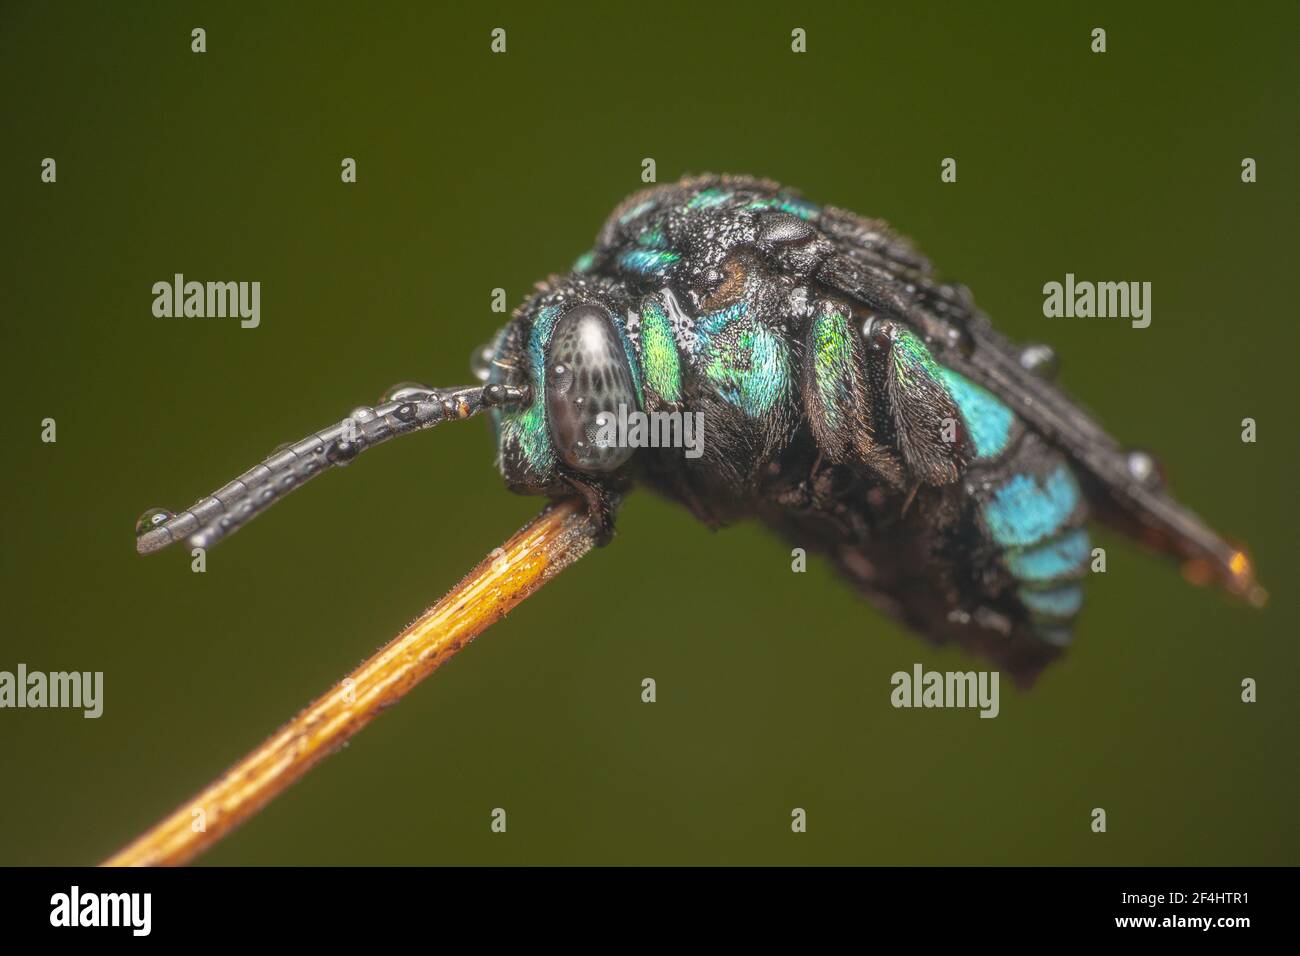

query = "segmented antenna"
[{"left": 134, "top": 383, "right": 528, "bottom": 555}]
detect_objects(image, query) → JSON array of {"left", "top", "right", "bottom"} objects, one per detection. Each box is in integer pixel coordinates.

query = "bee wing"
[
  {"left": 814, "top": 245, "right": 1265, "bottom": 606},
  {"left": 944, "top": 322, "right": 1264, "bottom": 605}
]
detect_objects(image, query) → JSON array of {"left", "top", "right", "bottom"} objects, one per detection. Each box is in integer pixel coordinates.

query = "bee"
[{"left": 135, "top": 175, "right": 1264, "bottom": 684}]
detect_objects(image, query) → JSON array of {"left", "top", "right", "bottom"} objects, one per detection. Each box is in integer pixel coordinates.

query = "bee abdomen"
[
  {"left": 936, "top": 364, "right": 1023, "bottom": 464},
  {"left": 969, "top": 435, "right": 1091, "bottom": 646},
  {"left": 1002, "top": 526, "right": 1092, "bottom": 646}
]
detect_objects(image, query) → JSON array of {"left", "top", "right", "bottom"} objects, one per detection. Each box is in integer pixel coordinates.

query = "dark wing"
[{"left": 812, "top": 209, "right": 1266, "bottom": 607}]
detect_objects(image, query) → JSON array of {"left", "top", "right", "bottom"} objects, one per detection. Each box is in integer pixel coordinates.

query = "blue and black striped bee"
[{"left": 136, "top": 175, "right": 1264, "bottom": 684}]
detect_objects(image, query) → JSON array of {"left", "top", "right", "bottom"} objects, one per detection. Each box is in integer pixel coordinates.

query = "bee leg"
[
  {"left": 800, "top": 299, "right": 905, "bottom": 487},
  {"left": 654, "top": 465, "right": 727, "bottom": 530},
  {"left": 560, "top": 473, "right": 621, "bottom": 547},
  {"left": 861, "top": 319, "right": 974, "bottom": 486}
]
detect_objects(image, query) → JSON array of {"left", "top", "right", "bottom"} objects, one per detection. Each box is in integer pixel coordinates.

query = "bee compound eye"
[{"left": 544, "top": 305, "right": 639, "bottom": 473}]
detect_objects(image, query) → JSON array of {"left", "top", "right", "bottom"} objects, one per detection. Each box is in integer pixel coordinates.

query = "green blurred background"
[{"left": 3, "top": 0, "right": 1296, "bottom": 865}]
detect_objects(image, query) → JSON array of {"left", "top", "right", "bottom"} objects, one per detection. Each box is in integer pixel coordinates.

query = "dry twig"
[{"left": 103, "top": 498, "right": 596, "bottom": 866}]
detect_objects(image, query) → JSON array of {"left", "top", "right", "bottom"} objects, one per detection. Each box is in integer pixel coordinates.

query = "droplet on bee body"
[
  {"left": 1019, "top": 343, "right": 1059, "bottom": 380},
  {"left": 135, "top": 507, "right": 174, "bottom": 538},
  {"left": 1125, "top": 448, "right": 1165, "bottom": 488},
  {"left": 943, "top": 323, "right": 975, "bottom": 357}
]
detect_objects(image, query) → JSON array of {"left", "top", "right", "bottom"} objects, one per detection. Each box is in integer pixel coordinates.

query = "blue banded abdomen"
[{"left": 941, "top": 366, "right": 1092, "bottom": 646}]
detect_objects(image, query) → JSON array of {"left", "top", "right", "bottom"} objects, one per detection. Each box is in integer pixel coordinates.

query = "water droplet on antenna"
[
  {"left": 381, "top": 381, "right": 426, "bottom": 403},
  {"left": 135, "top": 508, "right": 174, "bottom": 538},
  {"left": 327, "top": 439, "right": 360, "bottom": 465}
]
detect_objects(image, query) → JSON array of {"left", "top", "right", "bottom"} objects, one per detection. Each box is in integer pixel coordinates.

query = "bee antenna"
[{"left": 134, "top": 382, "right": 530, "bottom": 556}]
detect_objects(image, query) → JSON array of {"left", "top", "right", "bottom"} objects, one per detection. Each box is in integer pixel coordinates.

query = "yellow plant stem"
[{"left": 103, "top": 499, "right": 595, "bottom": 866}]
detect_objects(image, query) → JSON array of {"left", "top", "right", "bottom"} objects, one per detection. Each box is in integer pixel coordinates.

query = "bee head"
[{"left": 477, "top": 277, "right": 643, "bottom": 496}]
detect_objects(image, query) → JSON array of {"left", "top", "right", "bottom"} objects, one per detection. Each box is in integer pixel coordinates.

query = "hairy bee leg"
[
  {"left": 136, "top": 382, "right": 528, "bottom": 556},
  {"left": 560, "top": 473, "right": 620, "bottom": 547},
  {"left": 799, "top": 298, "right": 904, "bottom": 487},
  {"left": 863, "top": 320, "right": 974, "bottom": 486}
]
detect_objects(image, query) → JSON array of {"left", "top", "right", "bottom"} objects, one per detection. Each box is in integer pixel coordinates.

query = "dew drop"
[
  {"left": 1125, "top": 448, "right": 1165, "bottom": 488},
  {"left": 327, "top": 439, "right": 360, "bottom": 465},
  {"left": 135, "top": 507, "right": 174, "bottom": 538},
  {"left": 470, "top": 344, "right": 494, "bottom": 383},
  {"left": 1019, "top": 343, "right": 1059, "bottom": 380},
  {"left": 381, "top": 381, "right": 425, "bottom": 403},
  {"left": 945, "top": 324, "right": 976, "bottom": 357}
]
